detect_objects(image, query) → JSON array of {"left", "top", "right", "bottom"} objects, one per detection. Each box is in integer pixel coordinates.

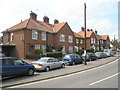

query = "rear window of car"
[
  {"left": 64, "top": 55, "right": 70, "bottom": 58},
  {"left": 38, "top": 58, "right": 47, "bottom": 62}
]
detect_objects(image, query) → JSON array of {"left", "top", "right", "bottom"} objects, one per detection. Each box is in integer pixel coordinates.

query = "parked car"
[
  {"left": 0, "top": 52, "right": 5, "bottom": 57},
  {"left": 62, "top": 54, "right": 83, "bottom": 65},
  {"left": 31, "top": 57, "right": 65, "bottom": 72},
  {"left": 82, "top": 52, "right": 97, "bottom": 61},
  {"left": 0, "top": 57, "right": 36, "bottom": 78},
  {"left": 103, "top": 49, "right": 114, "bottom": 56},
  {"left": 95, "top": 52, "right": 107, "bottom": 59},
  {"left": 103, "top": 51, "right": 111, "bottom": 57}
]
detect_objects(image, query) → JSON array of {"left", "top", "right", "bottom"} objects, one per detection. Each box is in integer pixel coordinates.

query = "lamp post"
[{"left": 84, "top": 3, "right": 87, "bottom": 65}]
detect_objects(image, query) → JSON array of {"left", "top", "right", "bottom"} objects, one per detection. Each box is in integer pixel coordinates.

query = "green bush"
[
  {"left": 86, "top": 48, "right": 94, "bottom": 53},
  {"left": 46, "top": 45, "right": 52, "bottom": 52},
  {"left": 35, "top": 49, "right": 43, "bottom": 55},
  {"left": 56, "top": 46, "right": 63, "bottom": 52}
]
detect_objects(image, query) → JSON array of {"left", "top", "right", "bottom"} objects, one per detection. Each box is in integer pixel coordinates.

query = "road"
[{"left": 8, "top": 58, "right": 119, "bottom": 88}]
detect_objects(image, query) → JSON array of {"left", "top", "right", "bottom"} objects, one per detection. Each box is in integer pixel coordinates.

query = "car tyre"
[
  {"left": 61, "top": 64, "right": 65, "bottom": 68},
  {"left": 27, "top": 69, "right": 34, "bottom": 76},
  {"left": 45, "top": 66, "right": 50, "bottom": 72}
]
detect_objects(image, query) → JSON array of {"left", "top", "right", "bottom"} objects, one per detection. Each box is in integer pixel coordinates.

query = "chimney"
[
  {"left": 43, "top": 16, "right": 49, "bottom": 23},
  {"left": 95, "top": 30, "right": 97, "bottom": 34},
  {"left": 30, "top": 11, "right": 37, "bottom": 20},
  {"left": 87, "top": 29, "right": 90, "bottom": 31},
  {"left": 81, "top": 27, "right": 84, "bottom": 31},
  {"left": 90, "top": 29, "right": 93, "bottom": 31},
  {"left": 54, "top": 19, "right": 59, "bottom": 24}
]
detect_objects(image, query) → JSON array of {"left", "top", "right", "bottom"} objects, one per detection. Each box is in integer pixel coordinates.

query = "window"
[
  {"left": 10, "top": 33, "right": 14, "bottom": 41},
  {"left": 69, "top": 46, "right": 73, "bottom": 53},
  {"left": 41, "top": 45, "right": 46, "bottom": 53},
  {"left": 94, "top": 39, "right": 96, "bottom": 43},
  {"left": 32, "top": 30, "right": 38, "bottom": 40},
  {"left": 76, "top": 38, "right": 79, "bottom": 44},
  {"left": 13, "top": 59, "right": 24, "bottom": 65},
  {"left": 74, "top": 46, "right": 78, "bottom": 52},
  {"left": 97, "top": 40, "right": 99, "bottom": 45},
  {"left": 35, "top": 45, "right": 40, "bottom": 50},
  {"left": 91, "top": 38, "right": 94, "bottom": 44},
  {"left": 62, "top": 46, "right": 65, "bottom": 53},
  {"left": 80, "top": 39, "right": 83, "bottom": 44},
  {"left": 27, "top": 44, "right": 32, "bottom": 55},
  {"left": 60, "top": 34, "right": 65, "bottom": 42},
  {"left": 2, "top": 59, "right": 14, "bottom": 66},
  {"left": 42, "top": 32, "right": 46, "bottom": 41},
  {"left": 68, "top": 36, "right": 73, "bottom": 43}
]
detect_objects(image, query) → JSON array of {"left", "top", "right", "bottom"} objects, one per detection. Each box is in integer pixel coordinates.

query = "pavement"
[{"left": 1, "top": 53, "right": 120, "bottom": 88}]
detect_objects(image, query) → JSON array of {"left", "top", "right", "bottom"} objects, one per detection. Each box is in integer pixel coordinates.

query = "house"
[
  {"left": 77, "top": 27, "right": 97, "bottom": 50},
  {"left": 2, "top": 12, "right": 75, "bottom": 59},
  {"left": 100, "top": 35, "right": 110, "bottom": 50}
]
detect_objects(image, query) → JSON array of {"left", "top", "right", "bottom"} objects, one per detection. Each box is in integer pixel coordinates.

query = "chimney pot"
[
  {"left": 43, "top": 16, "right": 49, "bottom": 23},
  {"left": 81, "top": 27, "right": 84, "bottom": 31},
  {"left": 30, "top": 11, "right": 37, "bottom": 20},
  {"left": 54, "top": 19, "right": 59, "bottom": 24}
]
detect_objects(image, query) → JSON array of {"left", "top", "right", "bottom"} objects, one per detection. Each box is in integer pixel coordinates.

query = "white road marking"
[
  {"left": 89, "top": 72, "right": 119, "bottom": 86},
  {"left": 8, "top": 59, "right": 119, "bottom": 88}
]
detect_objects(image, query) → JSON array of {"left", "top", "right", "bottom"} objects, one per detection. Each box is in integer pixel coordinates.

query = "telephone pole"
[{"left": 84, "top": 3, "right": 87, "bottom": 65}]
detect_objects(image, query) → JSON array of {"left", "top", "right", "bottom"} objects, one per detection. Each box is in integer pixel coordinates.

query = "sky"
[{"left": 0, "top": 0, "right": 119, "bottom": 40}]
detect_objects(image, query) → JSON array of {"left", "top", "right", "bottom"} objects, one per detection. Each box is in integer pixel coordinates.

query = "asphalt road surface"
[{"left": 9, "top": 59, "right": 119, "bottom": 88}]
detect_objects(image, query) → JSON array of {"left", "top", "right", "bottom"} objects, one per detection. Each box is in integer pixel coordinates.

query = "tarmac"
[{"left": 1, "top": 53, "right": 120, "bottom": 88}]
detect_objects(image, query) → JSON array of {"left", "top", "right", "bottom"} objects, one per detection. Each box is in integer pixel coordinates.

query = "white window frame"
[
  {"left": 69, "top": 46, "right": 73, "bottom": 53},
  {"left": 35, "top": 45, "right": 40, "bottom": 50},
  {"left": 60, "top": 34, "right": 65, "bottom": 42},
  {"left": 62, "top": 46, "right": 65, "bottom": 53},
  {"left": 41, "top": 45, "right": 46, "bottom": 53},
  {"left": 80, "top": 39, "right": 83, "bottom": 44},
  {"left": 68, "top": 36, "right": 73, "bottom": 43},
  {"left": 74, "top": 46, "right": 78, "bottom": 52},
  {"left": 42, "top": 32, "right": 46, "bottom": 41},
  {"left": 91, "top": 38, "right": 94, "bottom": 44},
  {"left": 10, "top": 33, "right": 14, "bottom": 41},
  {"left": 76, "top": 38, "right": 79, "bottom": 44},
  {"left": 32, "top": 30, "right": 38, "bottom": 40}
]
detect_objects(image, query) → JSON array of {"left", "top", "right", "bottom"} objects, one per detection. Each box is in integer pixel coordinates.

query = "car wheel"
[
  {"left": 61, "top": 64, "right": 65, "bottom": 68},
  {"left": 27, "top": 69, "right": 34, "bottom": 76},
  {"left": 72, "top": 61, "right": 75, "bottom": 65},
  {"left": 45, "top": 67, "right": 50, "bottom": 72}
]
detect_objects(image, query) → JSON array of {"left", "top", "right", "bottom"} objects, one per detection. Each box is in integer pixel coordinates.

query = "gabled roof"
[
  {"left": 53, "top": 22, "right": 66, "bottom": 32},
  {"left": 94, "top": 33, "right": 102, "bottom": 40},
  {"left": 77, "top": 30, "right": 93, "bottom": 38},
  {"left": 73, "top": 32, "right": 82, "bottom": 38},
  {"left": 100, "top": 35, "right": 109, "bottom": 40},
  {"left": 2, "top": 19, "right": 66, "bottom": 33}
]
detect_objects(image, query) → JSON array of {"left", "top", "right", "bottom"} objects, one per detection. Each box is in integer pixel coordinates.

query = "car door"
[
  {"left": 13, "top": 59, "right": 28, "bottom": 74},
  {"left": 53, "top": 59, "right": 61, "bottom": 68},
  {"left": 47, "top": 59, "right": 55, "bottom": 69},
  {"left": 2, "top": 59, "right": 19, "bottom": 77}
]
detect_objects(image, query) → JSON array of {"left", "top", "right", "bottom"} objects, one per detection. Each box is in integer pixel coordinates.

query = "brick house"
[
  {"left": 2, "top": 12, "right": 75, "bottom": 59},
  {"left": 100, "top": 35, "right": 110, "bottom": 50},
  {"left": 77, "top": 27, "right": 97, "bottom": 50}
]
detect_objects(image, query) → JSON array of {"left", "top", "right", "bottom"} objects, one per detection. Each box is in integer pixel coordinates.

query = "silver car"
[{"left": 31, "top": 57, "right": 65, "bottom": 72}]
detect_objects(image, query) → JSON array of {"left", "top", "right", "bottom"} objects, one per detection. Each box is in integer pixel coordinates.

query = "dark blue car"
[
  {"left": 62, "top": 54, "right": 83, "bottom": 65},
  {"left": 0, "top": 57, "right": 36, "bottom": 78}
]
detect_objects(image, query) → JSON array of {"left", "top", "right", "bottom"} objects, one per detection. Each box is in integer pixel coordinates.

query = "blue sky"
[{"left": 0, "top": 0, "right": 119, "bottom": 40}]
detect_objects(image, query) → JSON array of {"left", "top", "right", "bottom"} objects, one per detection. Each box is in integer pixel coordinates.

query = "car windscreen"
[{"left": 38, "top": 58, "right": 47, "bottom": 62}]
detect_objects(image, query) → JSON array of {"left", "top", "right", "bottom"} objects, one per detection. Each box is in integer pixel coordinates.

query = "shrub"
[
  {"left": 46, "top": 45, "right": 52, "bottom": 52},
  {"left": 56, "top": 46, "right": 63, "bottom": 52},
  {"left": 35, "top": 49, "right": 43, "bottom": 55},
  {"left": 86, "top": 48, "right": 94, "bottom": 53}
]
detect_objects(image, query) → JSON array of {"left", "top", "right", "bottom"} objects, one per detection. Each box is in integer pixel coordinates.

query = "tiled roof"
[
  {"left": 53, "top": 22, "right": 66, "bottom": 32},
  {"left": 73, "top": 32, "right": 82, "bottom": 38},
  {"left": 100, "top": 35, "right": 109, "bottom": 40},
  {"left": 95, "top": 33, "right": 102, "bottom": 40},
  {"left": 2, "top": 19, "right": 66, "bottom": 33},
  {"left": 77, "top": 30, "right": 93, "bottom": 38}
]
